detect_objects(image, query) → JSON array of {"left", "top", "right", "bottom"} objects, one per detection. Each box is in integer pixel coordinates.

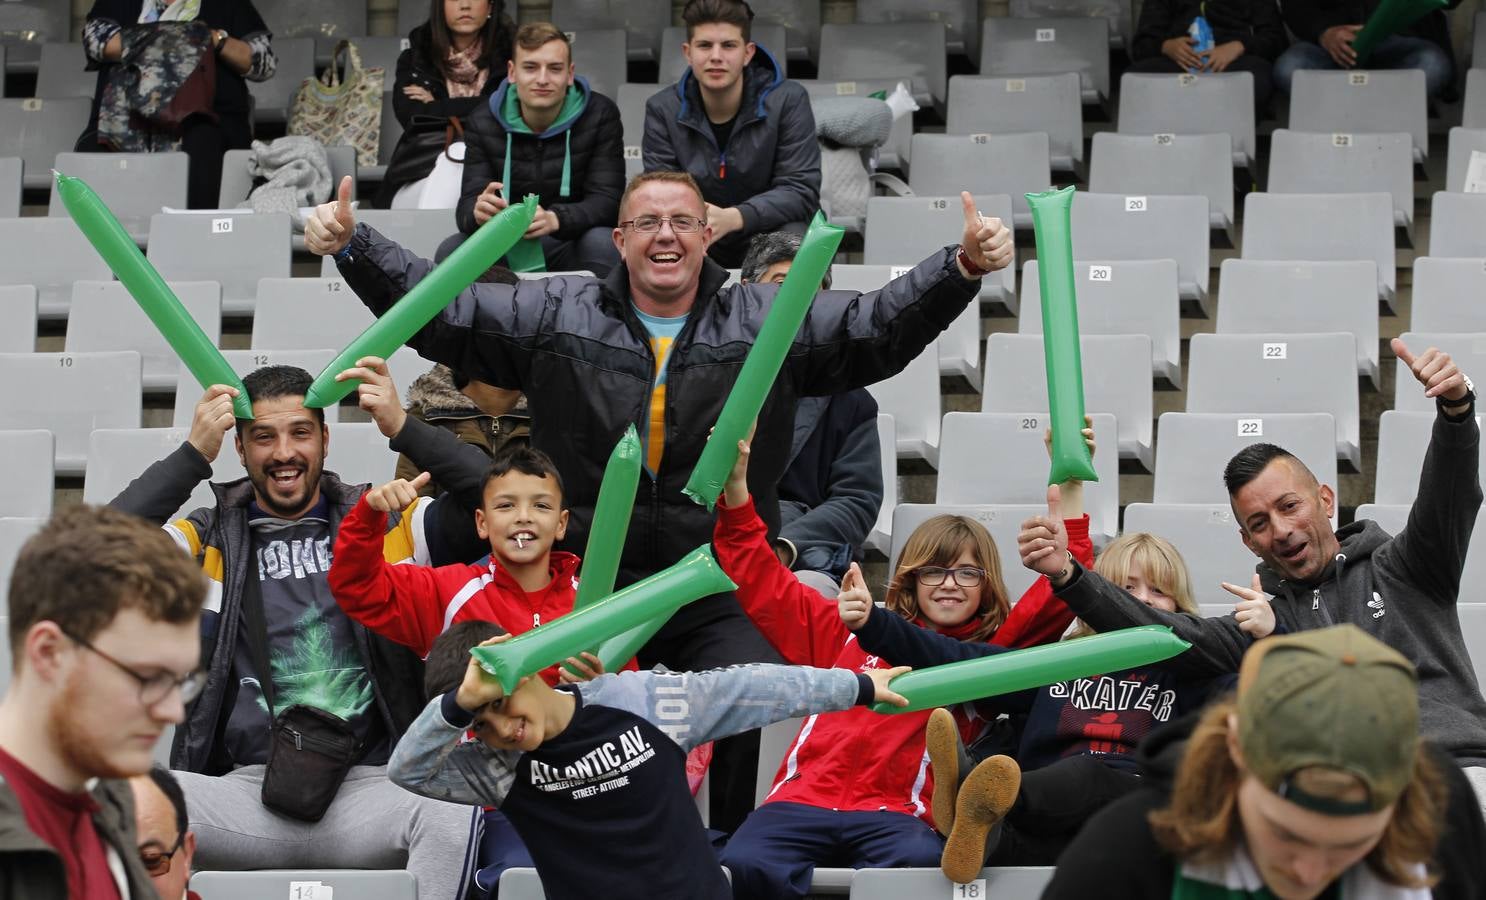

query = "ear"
[
  {"left": 701, "top": 219, "right": 714, "bottom": 249},
  {"left": 320, "top": 422, "right": 330, "bottom": 460},
  {"left": 565, "top": 62, "right": 575, "bottom": 85},
  {"left": 181, "top": 830, "right": 197, "bottom": 867},
  {"left": 23, "top": 621, "right": 71, "bottom": 684},
  {"left": 475, "top": 508, "right": 489, "bottom": 541},
  {"left": 612, "top": 224, "right": 625, "bottom": 254},
  {"left": 742, "top": 41, "right": 756, "bottom": 65},
  {"left": 1225, "top": 711, "right": 1245, "bottom": 769},
  {"left": 555, "top": 508, "right": 570, "bottom": 542},
  {"left": 506, "top": 59, "right": 515, "bottom": 81},
  {"left": 1318, "top": 482, "right": 1337, "bottom": 521},
  {"left": 1238, "top": 524, "right": 1260, "bottom": 558},
  {"left": 234, "top": 430, "right": 246, "bottom": 468}
]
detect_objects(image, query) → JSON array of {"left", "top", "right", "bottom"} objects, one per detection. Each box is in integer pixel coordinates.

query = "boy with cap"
[{"left": 1043, "top": 624, "right": 1486, "bottom": 899}]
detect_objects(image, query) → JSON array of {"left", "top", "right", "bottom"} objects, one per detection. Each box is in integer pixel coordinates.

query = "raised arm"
[
  {"left": 111, "top": 385, "right": 237, "bottom": 523},
  {"left": 389, "top": 691, "right": 521, "bottom": 807}
]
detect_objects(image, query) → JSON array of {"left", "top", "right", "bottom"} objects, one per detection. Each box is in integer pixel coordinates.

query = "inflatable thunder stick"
[
  {"left": 1351, "top": 0, "right": 1448, "bottom": 63},
  {"left": 474, "top": 545, "right": 737, "bottom": 693},
  {"left": 562, "top": 425, "right": 643, "bottom": 677},
  {"left": 682, "top": 211, "right": 845, "bottom": 509},
  {"left": 870, "top": 625, "right": 1191, "bottom": 714},
  {"left": 1026, "top": 185, "right": 1098, "bottom": 484},
  {"left": 303, "top": 195, "right": 539, "bottom": 408},
  {"left": 55, "top": 172, "right": 253, "bottom": 420}
]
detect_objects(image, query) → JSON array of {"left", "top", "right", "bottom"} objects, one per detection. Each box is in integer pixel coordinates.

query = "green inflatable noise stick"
[
  {"left": 473, "top": 545, "right": 737, "bottom": 693},
  {"left": 562, "top": 425, "right": 643, "bottom": 677},
  {"left": 682, "top": 211, "right": 844, "bottom": 509},
  {"left": 871, "top": 625, "right": 1191, "bottom": 714},
  {"left": 55, "top": 171, "right": 253, "bottom": 420},
  {"left": 1350, "top": 0, "right": 1448, "bottom": 64},
  {"left": 1026, "top": 185, "right": 1098, "bottom": 484},
  {"left": 303, "top": 194, "right": 539, "bottom": 408}
]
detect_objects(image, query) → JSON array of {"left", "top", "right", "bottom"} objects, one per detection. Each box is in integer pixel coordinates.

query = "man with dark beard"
[
  {"left": 110, "top": 362, "right": 494, "bottom": 900},
  {"left": 0, "top": 504, "right": 205, "bottom": 898}
]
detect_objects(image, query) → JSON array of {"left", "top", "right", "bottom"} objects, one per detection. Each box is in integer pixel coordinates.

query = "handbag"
[
  {"left": 241, "top": 568, "right": 360, "bottom": 823},
  {"left": 379, "top": 114, "right": 465, "bottom": 203},
  {"left": 288, "top": 40, "right": 384, "bottom": 167}
]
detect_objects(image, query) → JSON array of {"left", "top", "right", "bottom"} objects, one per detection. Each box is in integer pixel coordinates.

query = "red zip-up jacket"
[
  {"left": 329, "top": 495, "right": 602, "bottom": 684},
  {"left": 714, "top": 494, "right": 1093, "bottom": 827}
]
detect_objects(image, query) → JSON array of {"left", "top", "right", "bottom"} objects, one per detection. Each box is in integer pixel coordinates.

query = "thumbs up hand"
[
  {"left": 1019, "top": 484, "right": 1072, "bottom": 583},
  {"left": 958, "top": 191, "right": 1013, "bottom": 276},
  {"left": 306, "top": 175, "right": 357, "bottom": 256}
]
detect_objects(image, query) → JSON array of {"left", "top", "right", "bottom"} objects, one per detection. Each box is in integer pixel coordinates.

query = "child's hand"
[
  {"left": 719, "top": 421, "right": 758, "bottom": 509},
  {"left": 1225, "top": 574, "right": 1275, "bottom": 639},
  {"left": 365, "top": 472, "right": 431, "bottom": 512},
  {"left": 456, "top": 634, "right": 513, "bottom": 712},
  {"left": 1043, "top": 414, "right": 1096, "bottom": 464},
  {"left": 557, "top": 652, "right": 606, "bottom": 684},
  {"left": 865, "top": 664, "right": 911, "bottom": 708},
  {"left": 837, "top": 562, "right": 874, "bottom": 631}
]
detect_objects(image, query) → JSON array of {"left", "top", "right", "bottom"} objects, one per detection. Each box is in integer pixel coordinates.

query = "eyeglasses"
[
  {"left": 61, "top": 628, "right": 206, "bottom": 706},
  {"left": 913, "top": 566, "right": 986, "bottom": 587},
  {"left": 139, "top": 834, "right": 185, "bottom": 877},
  {"left": 619, "top": 214, "right": 705, "bottom": 233}
]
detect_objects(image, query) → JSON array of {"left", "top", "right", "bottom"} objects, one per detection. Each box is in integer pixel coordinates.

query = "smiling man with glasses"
[{"left": 0, "top": 505, "right": 206, "bottom": 899}]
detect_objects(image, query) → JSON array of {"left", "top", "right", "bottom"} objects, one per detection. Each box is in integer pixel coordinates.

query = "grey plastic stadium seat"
[
  {"left": 147, "top": 213, "right": 291, "bottom": 316},
  {"left": 173, "top": 350, "right": 341, "bottom": 427},
  {"left": 67, "top": 280, "right": 221, "bottom": 392},
  {"left": 346, "top": 36, "right": 404, "bottom": 93},
  {"left": 1411, "top": 258, "right": 1486, "bottom": 332},
  {"left": 0, "top": 519, "right": 45, "bottom": 618},
  {"left": 983, "top": 333, "right": 1153, "bottom": 471},
  {"left": 818, "top": 22, "right": 948, "bottom": 109},
  {"left": 361, "top": 92, "right": 403, "bottom": 183},
  {"left": 981, "top": 17, "right": 1109, "bottom": 103},
  {"left": 247, "top": 37, "right": 315, "bottom": 125},
  {"left": 1465, "top": 69, "right": 1486, "bottom": 130},
  {"left": 35, "top": 42, "right": 91, "bottom": 98},
  {"left": 1217, "top": 260, "right": 1380, "bottom": 388},
  {"left": 1267, "top": 129, "right": 1414, "bottom": 239},
  {"left": 1122, "top": 503, "right": 1260, "bottom": 605},
  {"left": 253, "top": 278, "right": 380, "bottom": 350},
  {"left": 1374, "top": 410, "right": 1486, "bottom": 505},
  {"left": 1358, "top": 504, "right": 1486, "bottom": 605},
  {"left": 659, "top": 24, "right": 788, "bottom": 84},
  {"left": 83, "top": 428, "right": 217, "bottom": 521},
  {"left": 0, "top": 431, "right": 53, "bottom": 518},
  {"left": 794, "top": 78, "right": 913, "bottom": 170},
  {"left": 252, "top": 0, "right": 367, "bottom": 60},
  {"left": 1116, "top": 72, "right": 1255, "bottom": 170},
  {"left": 1153, "top": 413, "right": 1337, "bottom": 505},
  {"left": 751, "top": 0, "right": 821, "bottom": 61},
  {"left": 1392, "top": 332, "right": 1486, "bottom": 414},
  {"left": 1088, "top": 132, "right": 1233, "bottom": 239},
  {"left": 499, "top": 867, "right": 736, "bottom": 898},
  {"left": 909, "top": 132, "right": 1052, "bottom": 229},
  {"left": 1240, "top": 192, "right": 1396, "bottom": 312},
  {"left": 1475, "top": 11, "right": 1486, "bottom": 71},
  {"left": 1186, "top": 332, "right": 1360, "bottom": 470},
  {"left": 947, "top": 74, "right": 1083, "bottom": 172},
  {"left": 0, "top": 97, "right": 92, "bottom": 190},
  {"left": 219, "top": 144, "right": 357, "bottom": 209},
  {"left": 849, "top": 866, "right": 1056, "bottom": 899},
  {"left": 1070, "top": 192, "right": 1211, "bottom": 314},
  {"left": 756, "top": 715, "right": 806, "bottom": 806},
  {"left": 863, "top": 194, "right": 1016, "bottom": 313},
  {"left": 0, "top": 46, "right": 5, "bottom": 85},
  {"left": 866, "top": 413, "right": 896, "bottom": 554},
  {"left": 1445, "top": 127, "right": 1486, "bottom": 192},
  {"left": 1019, "top": 258, "right": 1181, "bottom": 385},
  {"left": 938, "top": 412, "right": 1121, "bottom": 545},
  {"left": 0, "top": 285, "right": 36, "bottom": 352},
  {"left": 324, "top": 423, "right": 400, "bottom": 487},
  {"left": 0, "top": 156, "right": 19, "bottom": 217},
  {"left": 1289, "top": 69, "right": 1427, "bottom": 162},
  {"left": 0, "top": 217, "right": 114, "bottom": 319},
  {"left": 857, "top": 0, "right": 980, "bottom": 60},
  {"left": 889, "top": 503, "right": 1045, "bottom": 602},
  {"left": 865, "top": 347, "right": 941, "bottom": 466},
  {"left": 320, "top": 208, "right": 456, "bottom": 274},
  {"left": 1010, "top": 0, "right": 1132, "bottom": 45},
  {"left": 0, "top": 2, "right": 69, "bottom": 70},
  {"left": 1429, "top": 192, "right": 1486, "bottom": 258},
  {"left": 551, "top": 0, "right": 668, "bottom": 62},
  {"left": 397, "top": 0, "right": 426, "bottom": 38},
  {"left": 568, "top": 28, "right": 627, "bottom": 100},
  {"left": 49, "top": 152, "right": 189, "bottom": 245},
  {"left": 616, "top": 83, "right": 652, "bottom": 177},
  {"left": 827, "top": 264, "right": 895, "bottom": 293},
  {"left": 0, "top": 351, "right": 141, "bottom": 476},
  {"left": 384, "top": 347, "right": 430, "bottom": 406},
  {"left": 189, "top": 870, "right": 415, "bottom": 899}
]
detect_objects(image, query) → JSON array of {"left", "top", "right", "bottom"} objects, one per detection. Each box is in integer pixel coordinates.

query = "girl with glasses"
[{"left": 712, "top": 427, "right": 1096, "bottom": 899}]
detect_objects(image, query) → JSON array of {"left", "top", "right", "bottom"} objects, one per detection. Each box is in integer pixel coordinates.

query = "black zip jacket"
[{"left": 1130, "top": 0, "right": 1289, "bottom": 61}]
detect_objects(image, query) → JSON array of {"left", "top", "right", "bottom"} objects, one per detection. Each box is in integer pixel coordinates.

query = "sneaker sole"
[
  {"left": 925, "top": 707, "right": 959, "bottom": 835},
  {"left": 941, "top": 756, "right": 1021, "bottom": 885}
]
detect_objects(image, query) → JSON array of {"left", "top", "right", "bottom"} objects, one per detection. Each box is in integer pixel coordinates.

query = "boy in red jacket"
[{"left": 329, "top": 445, "right": 606, "bottom": 684}]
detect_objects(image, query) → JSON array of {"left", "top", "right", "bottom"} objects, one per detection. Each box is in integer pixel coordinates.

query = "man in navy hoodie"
[
  {"left": 441, "top": 22, "right": 625, "bottom": 275},
  {"left": 642, "top": 0, "right": 820, "bottom": 268}
]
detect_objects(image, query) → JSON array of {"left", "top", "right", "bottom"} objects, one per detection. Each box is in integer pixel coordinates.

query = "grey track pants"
[{"left": 175, "top": 765, "right": 482, "bottom": 900}]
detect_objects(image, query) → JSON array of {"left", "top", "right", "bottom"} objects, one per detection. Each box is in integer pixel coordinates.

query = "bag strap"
[
  {"left": 239, "top": 563, "right": 278, "bottom": 716},
  {"left": 443, "top": 116, "right": 465, "bottom": 162}
]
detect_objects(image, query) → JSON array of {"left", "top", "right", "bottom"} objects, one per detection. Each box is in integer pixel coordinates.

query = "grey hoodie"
[{"left": 1052, "top": 406, "right": 1486, "bottom": 766}]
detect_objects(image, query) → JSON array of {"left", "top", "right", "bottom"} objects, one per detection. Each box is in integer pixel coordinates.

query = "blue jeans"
[{"left": 1274, "top": 35, "right": 1452, "bottom": 97}]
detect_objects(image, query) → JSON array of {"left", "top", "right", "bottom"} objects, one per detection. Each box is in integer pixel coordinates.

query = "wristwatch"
[
  {"left": 213, "top": 29, "right": 228, "bottom": 52},
  {"left": 1442, "top": 374, "right": 1476, "bottom": 415},
  {"left": 955, "top": 246, "right": 989, "bottom": 279}
]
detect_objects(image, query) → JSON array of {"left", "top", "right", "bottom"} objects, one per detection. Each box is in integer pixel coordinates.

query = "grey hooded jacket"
[{"left": 1051, "top": 406, "right": 1486, "bottom": 766}]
